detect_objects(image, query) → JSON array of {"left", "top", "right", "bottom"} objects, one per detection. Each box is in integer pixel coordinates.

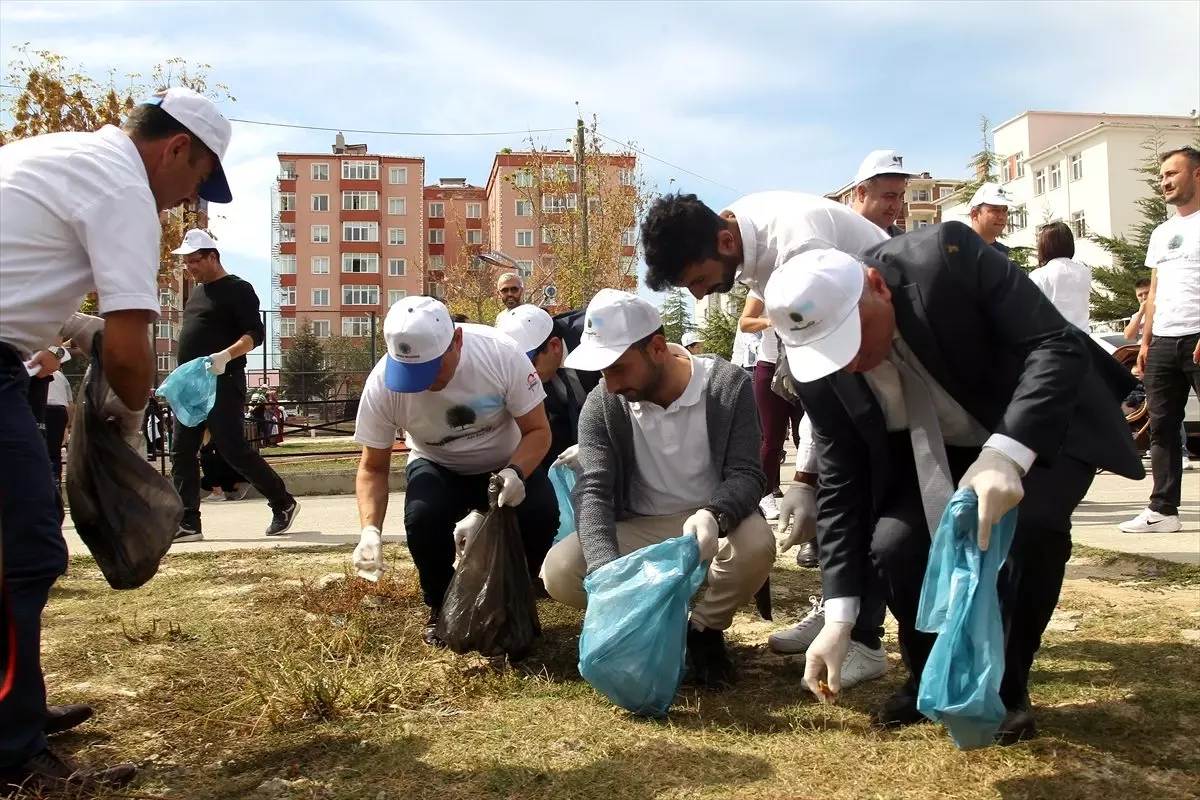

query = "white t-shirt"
[
  {"left": 354, "top": 324, "right": 546, "bottom": 474},
  {"left": 757, "top": 328, "right": 780, "bottom": 364},
  {"left": 1146, "top": 210, "right": 1200, "bottom": 336},
  {"left": 628, "top": 347, "right": 719, "bottom": 516},
  {"left": 47, "top": 371, "right": 73, "bottom": 407},
  {"left": 726, "top": 191, "right": 890, "bottom": 300},
  {"left": 0, "top": 126, "right": 161, "bottom": 356},
  {"left": 1029, "top": 257, "right": 1092, "bottom": 331}
]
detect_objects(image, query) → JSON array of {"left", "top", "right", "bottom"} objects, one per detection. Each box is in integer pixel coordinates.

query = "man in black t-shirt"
[{"left": 169, "top": 229, "right": 299, "bottom": 543}]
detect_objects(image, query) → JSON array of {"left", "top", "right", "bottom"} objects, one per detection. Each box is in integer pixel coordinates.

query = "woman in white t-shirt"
[{"left": 1028, "top": 221, "right": 1091, "bottom": 331}]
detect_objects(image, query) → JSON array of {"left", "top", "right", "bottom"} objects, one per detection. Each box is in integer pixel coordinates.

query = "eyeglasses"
[{"left": 499, "top": 287, "right": 522, "bottom": 295}]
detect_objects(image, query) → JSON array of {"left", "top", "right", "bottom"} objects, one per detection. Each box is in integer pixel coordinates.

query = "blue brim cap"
[
  {"left": 384, "top": 354, "right": 443, "bottom": 393},
  {"left": 199, "top": 163, "right": 232, "bottom": 204}
]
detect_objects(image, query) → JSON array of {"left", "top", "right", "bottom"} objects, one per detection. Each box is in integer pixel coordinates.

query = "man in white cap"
[
  {"left": 968, "top": 182, "right": 1016, "bottom": 254},
  {"left": 351, "top": 297, "right": 556, "bottom": 646},
  {"left": 681, "top": 331, "right": 704, "bottom": 355},
  {"left": 168, "top": 229, "right": 300, "bottom": 544},
  {"left": 0, "top": 86, "right": 232, "bottom": 793},
  {"left": 851, "top": 150, "right": 913, "bottom": 236},
  {"left": 540, "top": 289, "right": 775, "bottom": 687},
  {"left": 763, "top": 222, "right": 1142, "bottom": 743}
]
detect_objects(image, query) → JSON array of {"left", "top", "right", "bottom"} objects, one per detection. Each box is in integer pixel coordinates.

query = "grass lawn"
[{"left": 38, "top": 544, "right": 1200, "bottom": 800}]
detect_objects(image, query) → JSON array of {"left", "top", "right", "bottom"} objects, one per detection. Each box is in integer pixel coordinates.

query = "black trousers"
[
  {"left": 403, "top": 459, "right": 558, "bottom": 609},
  {"left": 171, "top": 371, "right": 292, "bottom": 530},
  {"left": 1144, "top": 332, "right": 1200, "bottom": 516},
  {"left": 870, "top": 433, "right": 1095, "bottom": 709},
  {"left": 43, "top": 406, "right": 68, "bottom": 489}
]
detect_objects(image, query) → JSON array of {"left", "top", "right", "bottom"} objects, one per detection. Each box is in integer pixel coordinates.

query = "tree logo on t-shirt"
[
  {"left": 445, "top": 405, "right": 477, "bottom": 430},
  {"left": 1168, "top": 234, "right": 1183, "bottom": 250}
]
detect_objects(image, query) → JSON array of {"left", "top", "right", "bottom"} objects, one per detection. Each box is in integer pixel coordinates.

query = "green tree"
[
  {"left": 279, "top": 321, "right": 332, "bottom": 410},
  {"left": 323, "top": 330, "right": 377, "bottom": 399},
  {"left": 952, "top": 115, "right": 1000, "bottom": 208},
  {"left": 698, "top": 287, "right": 747, "bottom": 360},
  {"left": 659, "top": 289, "right": 692, "bottom": 343}
]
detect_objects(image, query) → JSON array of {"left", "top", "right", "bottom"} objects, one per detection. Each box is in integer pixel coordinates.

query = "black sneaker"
[
  {"left": 996, "top": 707, "right": 1039, "bottom": 745},
  {"left": 796, "top": 540, "right": 819, "bottom": 569},
  {"left": 423, "top": 609, "right": 446, "bottom": 648},
  {"left": 44, "top": 703, "right": 93, "bottom": 736},
  {"left": 871, "top": 687, "right": 928, "bottom": 729},
  {"left": 686, "top": 625, "right": 736, "bottom": 688},
  {"left": 174, "top": 525, "right": 203, "bottom": 544},
  {"left": 265, "top": 500, "right": 300, "bottom": 536},
  {"left": 0, "top": 747, "right": 137, "bottom": 795}
]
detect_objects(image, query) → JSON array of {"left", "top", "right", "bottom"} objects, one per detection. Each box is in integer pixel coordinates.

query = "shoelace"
[{"left": 800, "top": 595, "right": 825, "bottom": 624}]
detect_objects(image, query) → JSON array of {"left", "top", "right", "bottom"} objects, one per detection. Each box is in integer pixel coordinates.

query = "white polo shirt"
[
  {"left": 47, "top": 371, "right": 73, "bottom": 407},
  {"left": 1146, "top": 209, "right": 1200, "bottom": 337},
  {"left": 0, "top": 126, "right": 162, "bottom": 357}
]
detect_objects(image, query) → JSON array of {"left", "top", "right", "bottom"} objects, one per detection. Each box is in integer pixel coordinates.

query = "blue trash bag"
[
  {"left": 916, "top": 488, "right": 1019, "bottom": 750},
  {"left": 155, "top": 356, "right": 217, "bottom": 427},
  {"left": 549, "top": 463, "right": 577, "bottom": 543},
  {"left": 578, "top": 534, "right": 707, "bottom": 718}
]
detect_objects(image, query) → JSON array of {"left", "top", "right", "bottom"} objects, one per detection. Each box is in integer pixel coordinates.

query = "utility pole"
[{"left": 575, "top": 116, "right": 589, "bottom": 269}]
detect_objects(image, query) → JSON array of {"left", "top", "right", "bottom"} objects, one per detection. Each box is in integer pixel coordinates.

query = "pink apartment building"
[{"left": 423, "top": 177, "right": 487, "bottom": 300}]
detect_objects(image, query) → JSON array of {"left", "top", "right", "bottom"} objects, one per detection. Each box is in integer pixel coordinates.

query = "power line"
[
  {"left": 228, "top": 117, "right": 575, "bottom": 138},
  {"left": 594, "top": 130, "right": 745, "bottom": 195}
]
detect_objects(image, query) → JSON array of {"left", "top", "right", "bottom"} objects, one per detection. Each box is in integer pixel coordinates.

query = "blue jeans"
[{"left": 0, "top": 343, "right": 69, "bottom": 767}]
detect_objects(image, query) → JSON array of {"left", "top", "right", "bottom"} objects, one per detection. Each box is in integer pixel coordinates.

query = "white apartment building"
[{"left": 939, "top": 111, "right": 1200, "bottom": 267}]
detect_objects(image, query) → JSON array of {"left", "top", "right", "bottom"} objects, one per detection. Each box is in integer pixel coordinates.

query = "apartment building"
[
  {"left": 826, "top": 171, "right": 964, "bottom": 232},
  {"left": 153, "top": 201, "right": 209, "bottom": 378},
  {"left": 938, "top": 111, "right": 1200, "bottom": 267},
  {"left": 423, "top": 177, "right": 487, "bottom": 299},
  {"left": 272, "top": 135, "right": 426, "bottom": 355}
]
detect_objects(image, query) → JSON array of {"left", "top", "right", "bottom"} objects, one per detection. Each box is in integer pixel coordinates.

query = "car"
[{"left": 1091, "top": 332, "right": 1198, "bottom": 454}]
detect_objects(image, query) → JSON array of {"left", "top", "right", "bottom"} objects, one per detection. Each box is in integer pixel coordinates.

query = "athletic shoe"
[
  {"left": 1119, "top": 508, "right": 1182, "bottom": 533},
  {"left": 759, "top": 494, "right": 780, "bottom": 521},
  {"left": 767, "top": 595, "right": 825, "bottom": 654}
]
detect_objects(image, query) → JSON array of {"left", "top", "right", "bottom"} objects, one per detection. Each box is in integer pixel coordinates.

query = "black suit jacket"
[{"left": 797, "top": 221, "right": 1144, "bottom": 601}]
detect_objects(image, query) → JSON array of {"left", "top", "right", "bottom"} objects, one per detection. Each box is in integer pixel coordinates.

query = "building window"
[
  {"left": 466, "top": 229, "right": 483, "bottom": 245},
  {"left": 388, "top": 289, "right": 407, "bottom": 306},
  {"left": 342, "top": 315, "right": 373, "bottom": 336},
  {"left": 1006, "top": 204, "right": 1028, "bottom": 234},
  {"left": 516, "top": 199, "right": 533, "bottom": 216},
  {"left": 277, "top": 254, "right": 297, "bottom": 274},
  {"left": 279, "top": 223, "right": 296, "bottom": 243},
  {"left": 280, "top": 192, "right": 296, "bottom": 211},
  {"left": 388, "top": 227, "right": 406, "bottom": 246},
  {"left": 621, "top": 228, "right": 636, "bottom": 247},
  {"left": 516, "top": 229, "right": 534, "bottom": 248},
  {"left": 1049, "top": 162, "right": 1062, "bottom": 191},
  {"left": 389, "top": 167, "right": 408, "bottom": 185},
  {"left": 312, "top": 320, "right": 331, "bottom": 338},
  {"left": 311, "top": 225, "right": 330, "bottom": 244},
  {"left": 1071, "top": 210, "right": 1087, "bottom": 237},
  {"left": 311, "top": 194, "right": 329, "bottom": 212},
  {"left": 1034, "top": 169, "right": 1046, "bottom": 196},
  {"left": 343, "top": 222, "right": 379, "bottom": 242},
  {"left": 155, "top": 319, "right": 173, "bottom": 340},
  {"left": 1001, "top": 160, "right": 1012, "bottom": 183},
  {"left": 466, "top": 202, "right": 482, "bottom": 219},
  {"left": 587, "top": 196, "right": 601, "bottom": 214},
  {"left": 428, "top": 282, "right": 445, "bottom": 299},
  {"left": 516, "top": 260, "right": 533, "bottom": 277},
  {"left": 311, "top": 288, "right": 330, "bottom": 307},
  {"left": 342, "top": 191, "right": 379, "bottom": 211},
  {"left": 542, "top": 194, "right": 567, "bottom": 213},
  {"left": 342, "top": 253, "right": 379, "bottom": 274},
  {"left": 156, "top": 353, "right": 175, "bottom": 373},
  {"left": 1070, "top": 153, "right": 1083, "bottom": 182},
  {"left": 619, "top": 169, "right": 636, "bottom": 186},
  {"left": 388, "top": 258, "right": 407, "bottom": 277},
  {"left": 428, "top": 255, "right": 444, "bottom": 270},
  {"left": 428, "top": 229, "right": 445, "bottom": 245},
  {"left": 619, "top": 256, "right": 638, "bottom": 276},
  {"left": 1015, "top": 153, "right": 1025, "bottom": 178},
  {"left": 388, "top": 197, "right": 407, "bottom": 215},
  {"left": 428, "top": 202, "right": 445, "bottom": 218},
  {"left": 938, "top": 186, "right": 954, "bottom": 199},
  {"left": 311, "top": 163, "right": 329, "bottom": 181},
  {"left": 279, "top": 317, "right": 296, "bottom": 339},
  {"left": 279, "top": 286, "right": 296, "bottom": 306},
  {"left": 279, "top": 161, "right": 296, "bottom": 180},
  {"left": 342, "top": 160, "right": 379, "bottom": 180},
  {"left": 912, "top": 188, "right": 931, "bottom": 202},
  {"left": 513, "top": 170, "right": 534, "bottom": 188},
  {"left": 311, "top": 256, "right": 330, "bottom": 274},
  {"left": 343, "top": 285, "right": 380, "bottom": 306},
  {"left": 914, "top": 219, "right": 932, "bottom": 229},
  {"left": 541, "top": 164, "right": 576, "bottom": 183},
  {"left": 158, "top": 287, "right": 175, "bottom": 307}
]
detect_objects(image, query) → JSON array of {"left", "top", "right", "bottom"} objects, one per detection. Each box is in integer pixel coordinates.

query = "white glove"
[
  {"left": 496, "top": 467, "right": 525, "bottom": 507},
  {"left": 352, "top": 525, "right": 384, "bottom": 581},
  {"left": 453, "top": 511, "right": 486, "bottom": 556},
  {"left": 207, "top": 350, "right": 232, "bottom": 375},
  {"left": 958, "top": 446, "right": 1024, "bottom": 551},
  {"left": 777, "top": 483, "right": 817, "bottom": 550},
  {"left": 804, "top": 620, "right": 853, "bottom": 700},
  {"left": 551, "top": 444, "right": 580, "bottom": 472},
  {"left": 61, "top": 313, "right": 104, "bottom": 356},
  {"left": 683, "top": 508, "right": 720, "bottom": 562},
  {"left": 101, "top": 391, "right": 146, "bottom": 452}
]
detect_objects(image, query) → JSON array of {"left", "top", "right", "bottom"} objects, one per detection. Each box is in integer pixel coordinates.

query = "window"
[
  {"left": 1001, "top": 159, "right": 1012, "bottom": 183},
  {"left": 1015, "top": 153, "right": 1025, "bottom": 178},
  {"left": 388, "top": 289, "right": 407, "bottom": 306},
  {"left": 513, "top": 170, "right": 534, "bottom": 188},
  {"left": 279, "top": 318, "right": 295, "bottom": 339},
  {"left": 914, "top": 219, "right": 932, "bottom": 229},
  {"left": 621, "top": 228, "right": 636, "bottom": 247},
  {"left": 542, "top": 194, "right": 567, "bottom": 213},
  {"left": 155, "top": 320, "right": 173, "bottom": 340},
  {"left": 619, "top": 169, "right": 636, "bottom": 186},
  {"left": 912, "top": 188, "right": 931, "bottom": 202},
  {"left": 158, "top": 287, "right": 175, "bottom": 306},
  {"left": 515, "top": 199, "right": 533, "bottom": 217},
  {"left": 1006, "top": 204, "right": 1028, "bottom": 234},
  {"left": 342, "top": 316, "right": 373, "bottom": 336},
  {"left": 565, "top": 193, "right": 578, "bottom": 210},
  {"left": 311, "top": 256, "right": 330, "bottom": 274},
  {"left": 619, "top": 256, "right": 638, "bottom": 276},
  {"left": 428, "top": 282, "right": 445, "bottom": 299},
  {"left": 388, "top": 227, "right": 406, "bottom": 246},
  {"left": 587, "top": 196, "right": 602, "bottom": 214},
  {"left": 428, "top": 229, "right": 445, "bottom": 245},
  {"left": 541, "top": 226, "right": 557, "bottom": 245},
  {"left": 311, "top": 288, "right": 330, "bottom": 307},
  {"left": 277, "top": 254, "right": 297, "bottom": 274},
  {"left": 388, "top": 258, "right": 407, "bottom": 277},
  {"left": 279, "top": 223, "right": 296, "bottom": 243},
  {"left": 312, "top": 320, "right": 330, "bottom": 338},
  {"left": 156, "top": 353, "right": 175, "bottom": 373},
  {"left": 343, "top": 285, "right": 379, "bottom": 305},
  {"left": 428, "top": 255, "right": 444, "bottom": 270},
  {"left": 466, "top": 202, "right": 482, "bottom": 219},
  {"left": 311, "top": 194, "right": 329, "bottom": 212},
  {"left": 341, "top": 253, "right": 379, "bottom": 273},
  {"left": 1071, "top": 210, "right": 1087, "bottom": 237},
  {"left": 311, "top": 225, "right": 330, "bottom": 243},
  {"left": 388, "top": 197, "right": 407, "bottom": 215},
  {"left": 516, "top": 229, "right": 534, "bottom": 248},
  {"left": 342, "top": 160, "right": 379, "bottom": 180},
  {"left": 938, "top": 186, "right": 954, "bottom": 199},
  {"left": 542, "top": 164, "right": 576, "bottom": 182},
  {"left": 516, "top": 260, "right": 533, "bottom": 278},
  {"left": 279, "top": 161, "right": 296, "bottom": 180},
  {"left": 279, "top": 286, "right": 296, "bottom": 306},
  {"left": 279, "top": 192, "right": 296, "bottom": 211},
  {"left": 428, "top": 202, "right": 445, "bottom": 218},
  {"left": 342, "top": 191, "right": 379, "bottom": 211},
  {"left": 311, "top": 163, "right": 329, "bottom": 181},
  {"left": 1070, "top": 153, "right": 1083, "bottom": 182},
  {"left": 389, "top": 167, "right": 408, "bottom": 185},
  {"left": 1049, "top": 162, "right": 1062, "bottom": 191},
  {"left": 1034, "top": 168, "right": 1046, "bottom": 196},
  {"left": 342, "top": 222, "right": 379, "bottom": 242},
  {"left": 466, "top": 229, "right": 483, "bottom": 245}
]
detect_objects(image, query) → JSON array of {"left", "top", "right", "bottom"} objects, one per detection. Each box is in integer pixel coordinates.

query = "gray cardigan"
[{"left": 573, "top": 355, "right": 766, "bottom": 572}]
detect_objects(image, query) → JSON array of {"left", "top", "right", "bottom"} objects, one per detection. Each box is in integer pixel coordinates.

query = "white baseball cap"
[
  {"left": 382, "top": 296, "right": 456, "bottom": 392},
  {"left": 496, "top": 304, "right": 554, "bottom": 357},
  {"left": 969, "top": 182, "right": 1014, "bottom": 209},
  {"left": 563, "top": 289, "right": 663, "bottom": 371},
  {"left": 763, "top": 249, "right": 867, "bottom": 382},
  {"left": 171, "top": 228, "right": 219, "bottom": 255},
  {"left": 681, "top": 331, "right": 702, "bottom": 349},
  {"left": 854, "top": 150, "right": 913, "bottom": 184},
  {"left": 142, "top": 87, "right": 233, "bottom": 203}
]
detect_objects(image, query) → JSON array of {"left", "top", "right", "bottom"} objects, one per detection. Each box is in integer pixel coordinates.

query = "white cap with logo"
[
  {"left": 763, "top": 249, "right": 868, "bottom": 383},
  {"left": 496, "top": 304, "right": 554, "bottom": 357},
  {"left": 563, "top": 289, "right": 663, "bottom": 372},
  {"left": 171, "top": 228, "right": 219, "bottom": 255},
  {"left": 854, "top": 150, "right": 913, "bottom": 184},
  {"left": 382, "top": 296, "right": 456, "bottom": 393},
  {"left": 143, "top": 87, "right": 233, "bottom": 204},
  {"left": 969, "top": 182, "right": 1014, "bottom": 209}
]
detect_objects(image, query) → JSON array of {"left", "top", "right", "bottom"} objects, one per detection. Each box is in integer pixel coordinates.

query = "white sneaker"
[
  {"left": 1183, "top": 456, "right": 1196, "bottom": 471},
  {"left": 201, "top": 493, "right": 226, "bottom": 503},
  {"left": 768, "top": 596, "right": 825, "bottom": 654},
  {"left": 839, "top": 641, "right": 888, "bottom": 689},
  {"left": 759, "top": 494, "right": 780, "bottom": 521},
  {"left": 1119, "top": 508, "right": 1182, "bottom": 533}
]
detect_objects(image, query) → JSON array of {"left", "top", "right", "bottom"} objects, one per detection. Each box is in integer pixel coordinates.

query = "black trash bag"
[
  {"left": 65, "top": 333, "right": 183, "bottom": 590},
  {"left": 436, "top": 476, "right": 540, "bottom": 660}
]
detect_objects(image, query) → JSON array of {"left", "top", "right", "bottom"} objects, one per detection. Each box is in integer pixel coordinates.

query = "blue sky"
[{"left": 2, "top": 0, "right": 1197, "bottom": 357}]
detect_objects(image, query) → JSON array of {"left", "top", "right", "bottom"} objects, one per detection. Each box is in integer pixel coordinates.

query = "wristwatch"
[
  {"left": 504, "top": 463, "right": 526, "bottom": 483},
  {"left": 703, "top": 505, "right": 733, "bottom": 536},
  {"left": 48, "top": 345, "right": 66, "bottom": 360}
]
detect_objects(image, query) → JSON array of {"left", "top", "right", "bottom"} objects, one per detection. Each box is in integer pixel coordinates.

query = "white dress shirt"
[{"left": 1029, "top": 257, "right": 1092, "bottom": 331}]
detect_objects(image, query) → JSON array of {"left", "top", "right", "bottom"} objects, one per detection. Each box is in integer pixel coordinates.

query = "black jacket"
[
  {"left": 797, "top": 221, "right": 1143, "bottom": 601},
  {"left": 552, "top": 308, "right": 600, "bottom": 393}
]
